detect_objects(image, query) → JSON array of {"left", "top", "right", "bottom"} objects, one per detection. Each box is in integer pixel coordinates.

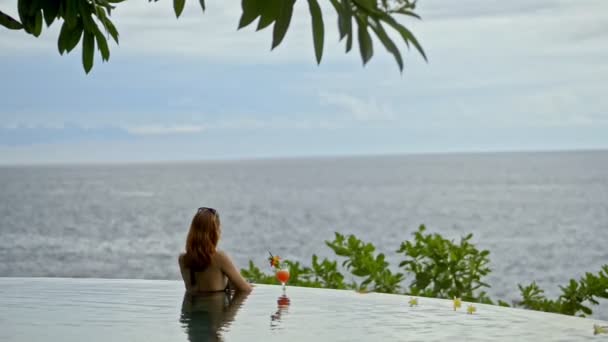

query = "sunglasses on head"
[{"left": 198, "top": 207, "right": 218, "bottom": 216}]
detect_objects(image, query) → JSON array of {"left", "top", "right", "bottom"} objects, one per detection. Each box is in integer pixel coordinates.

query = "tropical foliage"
[
  {"left": 518, "top": 266, "right": 608, "bottom": 316},
  {"left": 242, "top": 225, "right": 608, "bottom": 317},
  {"left": 0, "top": 0, "right": 426, "bottom": 73}
]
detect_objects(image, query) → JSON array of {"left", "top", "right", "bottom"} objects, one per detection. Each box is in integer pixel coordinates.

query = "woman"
[{"left": 178, "top": 207, "right": 252, "bottom": 293}]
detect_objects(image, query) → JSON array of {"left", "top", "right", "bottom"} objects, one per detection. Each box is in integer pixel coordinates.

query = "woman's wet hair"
[{"left": 183, "top": 208, "right": 221, "bottom": 270}]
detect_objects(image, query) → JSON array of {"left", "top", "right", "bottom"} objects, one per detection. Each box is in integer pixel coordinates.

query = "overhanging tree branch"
[{"left": 1, "top": 0, "right": 426, "bottom": 73}]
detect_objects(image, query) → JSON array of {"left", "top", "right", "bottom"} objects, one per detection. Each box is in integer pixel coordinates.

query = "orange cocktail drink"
[{"left": 276, "top": 269, "right": 290, "bottom": 288}]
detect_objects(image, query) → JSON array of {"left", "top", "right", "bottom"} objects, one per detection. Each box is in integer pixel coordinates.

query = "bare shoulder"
[
  {"left": 214, "top": 250, "right": 232, "bottom": 264},
  {"left": 215, "top": 249, "right": 228, "bottom": 260}
]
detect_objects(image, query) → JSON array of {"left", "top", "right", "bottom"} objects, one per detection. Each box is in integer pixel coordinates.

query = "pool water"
[{"left": 0, "top": 278, "right": 605, "bottom": 341}]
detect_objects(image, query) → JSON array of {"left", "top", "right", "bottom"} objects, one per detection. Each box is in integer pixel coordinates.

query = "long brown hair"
[{"left": 184, "top": 208, "right": 220, "bottom": 270}]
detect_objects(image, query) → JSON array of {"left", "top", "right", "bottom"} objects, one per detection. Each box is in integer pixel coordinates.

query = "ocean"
[{"left": 1, "top": 151, "right": 607, "bottom": 317}]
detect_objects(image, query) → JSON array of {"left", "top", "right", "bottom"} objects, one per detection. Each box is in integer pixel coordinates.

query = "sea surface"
[{"left": 1, "top": 151, "right": 607, "bottom": 317}]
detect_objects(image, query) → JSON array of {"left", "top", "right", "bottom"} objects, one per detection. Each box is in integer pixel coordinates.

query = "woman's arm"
[
  {"left": 217, "top": 251, "right": 253, "bottom": 293},
  {"left": 177, "top": 253, "right": 192, "bottom": 291}
]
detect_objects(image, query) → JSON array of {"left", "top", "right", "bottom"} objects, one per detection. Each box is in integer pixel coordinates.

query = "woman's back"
[
  {"left": 179, "top": 252, "right": 228, "bottom": 293},
  {"left": 180, "top": 207, "right": 252, "bottom": 294}
]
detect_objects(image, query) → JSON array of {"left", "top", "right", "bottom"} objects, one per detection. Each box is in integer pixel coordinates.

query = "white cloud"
[
  {"left": 319, "top": 92, "right": 396, "bottom": 122},
  {"left": 210, "top": 117, "right": 343, "bottom": 130},
  {"left": 125, "top": 124, "right": 206, "bottom": 135}
]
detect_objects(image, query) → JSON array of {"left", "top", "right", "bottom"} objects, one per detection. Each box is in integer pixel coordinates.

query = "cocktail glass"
[{"left": 276, "top": 268, "right": 290, "bottom": 291}]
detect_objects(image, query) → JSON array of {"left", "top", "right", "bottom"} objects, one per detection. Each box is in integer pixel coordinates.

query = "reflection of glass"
[
  {"left": 270, "top": 294, "right": 291, "bottom": 329},
  {"left": 180, "top": 291, "right": 249, "bottom": 342},
  {"left": 276, "top": 268, "right": 290, "bottom": 291}
]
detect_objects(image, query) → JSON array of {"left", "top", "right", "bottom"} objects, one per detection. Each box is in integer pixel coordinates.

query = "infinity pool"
[{"left": 0, "top": 278, "right": 605, "bottom": 341}]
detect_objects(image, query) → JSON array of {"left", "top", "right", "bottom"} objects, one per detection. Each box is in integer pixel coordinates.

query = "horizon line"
[{"left": 1, "top": 147, "right": 606, "bottom": 168}]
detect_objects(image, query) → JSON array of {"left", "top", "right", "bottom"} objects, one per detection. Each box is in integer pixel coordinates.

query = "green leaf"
[
  {"left": 95, "top": 0, "right": 115, "bottom": 10},
  {"left": 271, "top": 0, "right": 295, "bottom": 49},
  {"left": 173, "top": 0, "right": 186, "bottom": 18},
  {"left": 32, "top": 10, "right": 43, "bottom": 37},
  {"left": 342, "top": 0, "right": 353, "bottom": 52},
  {"left": 257, "top": 0, "right": 280, "bottom": 31},
  {"left": 41, "top": 0, "right": 59, "bottom": 26},
  {"left": 26, "top": 0, "right": 41, "bottom": 16},
  {"left": 28, "top": 0, "right": 48, "bottom": 17},
  {"left": 381, "top": 13, "right": 427, "bottom": 61},
  {"left": 352, "top": 268, "right": 369, "bottom": 277},
  {"left": 17, "top": 0, "right": 42, "bottom": 35},
  {"left": 82, "top": 30, "right": 95, "bottom": 73},
  {"left": 238, "top": 0, "right": 260, "bottom": 29},
  {"left": 78, "top": 2, "right": 96, "bottom": 32},
  {"left": 96, "top": 9, "right": 119, "bottom": 44},
  {"left": 352, "top": 0, "right": 378, "bottom": 14},
  {"left": 355, "top": 14, "right": 373, "bottom": 65},
  {"left": 329, "top": 0, "right": 346, "bottom": 39},
  {"left": 307, "top": 0, "right": 324, "bottom": 64},
  {"left": 63, "top": 0, "right": 77, "bottom": 28},
  {"left": 106, "top": 19, "right": 119, "bottom": 44},
  {"left": 580, "top": 305, "right": 592, "bottom": 316},
  {"left": 497, "top": 300, "right": 510, "bottom": 307},
  {"left": 199, "top": 0, "right": 206, "bottom": 12},
  {"left": 0, "top": 10, "right": 23, "bottom": 30},
  {"left": 394, "top": 8, "right": 421, "bottom": 20},
  {"left": 17, "top": 0, "right": 28, "bottom": 28},
  {"left": 369, "top": 19, "right": 402, "bottom": 71},
  {"left": 58, "top": 18, "right": 84, "bottom": 54},
  {"left": 93, "top": 24, "right": 110, "bottom": 61}
]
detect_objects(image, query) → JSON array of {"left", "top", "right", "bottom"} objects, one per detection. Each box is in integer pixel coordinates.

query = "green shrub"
[
  {"left": 309, "top": 255, "right": 348, "bottom": 289},
  {"left": 240, "top": 225, "right": 607, "bottom": 317},
  {"left": 396, "top": 225, "right": 492, "bottom": 302},
  {"left": 326, "top": 233, "right": 404, "bottom": 293},
  {"left": 518, "top": 265, "right": 608, "bottom": 317}
]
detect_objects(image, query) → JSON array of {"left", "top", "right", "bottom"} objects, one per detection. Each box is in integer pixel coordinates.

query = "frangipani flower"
[
  {"left": 453, "top": 297, "right": 462, "bottom": 311},
  {"left": 268, "top": 251, "right": 282, "bottom": 269},
  {"left": 408, "top": 297, "right": 418, "bottom": 307},
  {"left": 594, "top": 324, "right": 608, "bottom": 335},
  {"left": 467, "top": 304, "right": 477, "bottom": 315}
]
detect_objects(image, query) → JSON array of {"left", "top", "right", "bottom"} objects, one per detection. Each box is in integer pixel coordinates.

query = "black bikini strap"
[{"left": 190, "top": 268, "right": 196, "bottom": 286}]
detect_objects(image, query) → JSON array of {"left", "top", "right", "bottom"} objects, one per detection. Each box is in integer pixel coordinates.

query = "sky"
[{"left": 0, "top": 0, "right": 607, "bottom": 164}]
